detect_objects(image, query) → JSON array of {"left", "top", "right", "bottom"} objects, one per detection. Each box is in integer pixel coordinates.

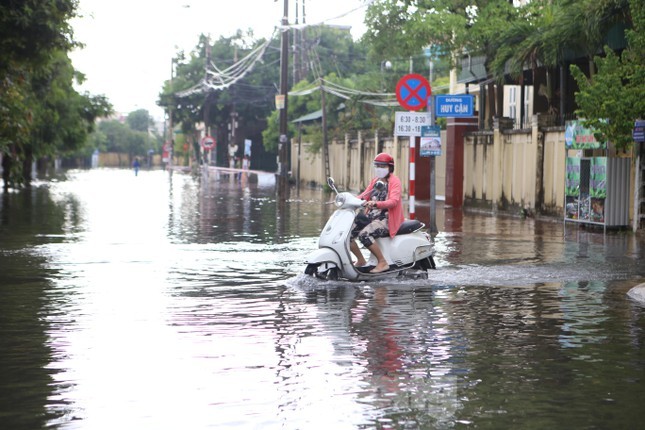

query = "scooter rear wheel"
[{"left": 325, "top": 267, "right": 339, "bottom": 281}]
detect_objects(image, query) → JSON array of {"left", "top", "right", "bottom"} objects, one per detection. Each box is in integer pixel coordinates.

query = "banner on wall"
[
  {"left": 565, "top": 157, "right": 581, "bottom": 219},
  {"left": 565, "top": 120, "right": 607, "bottom": 150},
  {"left": 565, "top": 157, "right": 580, "bottom": 197},
  {"left": 590, "top": 157, "right": 607, "bottom": 223},
  {"left": 564, "top": 156, "right": 607, "bottom": 223}
]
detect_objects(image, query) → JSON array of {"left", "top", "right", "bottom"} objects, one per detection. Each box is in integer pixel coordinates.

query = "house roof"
[
  {"left": 292, "top": 109, "right": 322, "bottom": 123},
  {"left": 291, "top": 103, "right": 345, "bottom": 124},
  {"left": 457, "top": 55, "right": 488, "bottom": 84}
]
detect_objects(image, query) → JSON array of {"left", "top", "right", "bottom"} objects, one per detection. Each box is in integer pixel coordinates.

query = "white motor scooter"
[{"left": 304, "top": 178, "right": 436, "bottom": 281}]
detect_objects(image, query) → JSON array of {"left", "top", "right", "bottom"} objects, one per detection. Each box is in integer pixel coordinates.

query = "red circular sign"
[
  {"left": 201, "top": 135, "right": 216, "bottom": 150},
  {"left": 395, "top": 74, "right": 431, "bottom": 111}
]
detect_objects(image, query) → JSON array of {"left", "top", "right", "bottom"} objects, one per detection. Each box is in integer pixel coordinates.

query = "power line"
[{"left": 176, "top": 35, "right": 276, "bottom": 97}]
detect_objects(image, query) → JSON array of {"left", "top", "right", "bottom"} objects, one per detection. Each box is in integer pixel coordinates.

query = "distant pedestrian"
[{"left": 133, "top": 157, "right": 141, "bottom": 176}]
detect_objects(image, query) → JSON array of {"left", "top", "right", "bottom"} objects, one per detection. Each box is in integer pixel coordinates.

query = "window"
[{"left": 508, "top": 86, "right": 517, "bottom": 125}]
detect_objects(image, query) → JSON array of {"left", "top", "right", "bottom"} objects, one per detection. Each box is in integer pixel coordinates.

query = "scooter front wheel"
[
  {"left": 304, "top": 264, "right": 340, "bottom": 281},
  {"left": 414, "top": 256, "right": 436, "bottom": 270},
  {"left": 304, "top": 264, "right": 318, "bottom": 276}
]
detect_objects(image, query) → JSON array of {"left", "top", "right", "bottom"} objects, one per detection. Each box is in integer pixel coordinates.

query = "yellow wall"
[{"left": 291, "top": 132, "right": 447, "bottom": 198}]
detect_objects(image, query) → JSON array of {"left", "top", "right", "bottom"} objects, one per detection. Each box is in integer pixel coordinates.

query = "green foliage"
[
  {"left": 0, "top": 0, "right": 113, "bottom": 188},
  {"left": 159, "top": 32, "right": 280, "bottom": 149},
  {"left": 0, "top": 71, "right": 31, "bottom": 153},
  {"left": 363, "top": 0, "right": 639, "bottom": 148},
  {"left": 165, "top": 26, "right": 388, "bottom": 157},
  {"left": 89, "top": 108, "right": 161, "bottom": 157},
  {"left": 29, "top": 51, "right": 112, "bottom": 157},
  {"left": 0, "top": 0, "right": 78, "bottom": 73},
  {"left": 126, "top": 109, "right": 155, "bottom": 133},
  {"left": 262, "top": 70, "right": 398, "bottom": 154},
  {"left": 571, "top": 0, "right": 644, "bottom": 152}
]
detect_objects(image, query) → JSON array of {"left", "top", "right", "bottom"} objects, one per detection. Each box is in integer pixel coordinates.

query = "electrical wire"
[{"left": 176, "top": 34, "right": 276, "bottom": 97}]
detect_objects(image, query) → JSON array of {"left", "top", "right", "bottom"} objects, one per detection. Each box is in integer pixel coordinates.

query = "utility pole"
[
  {"left": 168, "top": 58, "right": 174, "bottom": 170},
  {"left": 278, "top": 0, "right": 290, "bottom": 196},
  {"left": 293, "top": 0, "right": 299, "bottom": 84},
  {"left": 428, "top": 89, "right": 438, "bottom": 234}
]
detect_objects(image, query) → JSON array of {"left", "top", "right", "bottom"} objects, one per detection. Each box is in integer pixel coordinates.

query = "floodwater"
[{"left": 1, "top": 167, "right": 644, "bottom": 430}]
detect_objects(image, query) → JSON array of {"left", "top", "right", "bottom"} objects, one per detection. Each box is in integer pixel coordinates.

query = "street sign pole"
[
  {"left": 394, "top": 74, "right": 431, "bottom": 221},
  {"left": 428, "top": 95, "right": 438, "bottom": 234},
  {"left": 409, "top": 133, "right": 416, "bottom": 219}
]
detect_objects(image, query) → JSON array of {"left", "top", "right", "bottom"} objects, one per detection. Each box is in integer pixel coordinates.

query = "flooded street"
[{"left": 1, "top": 168, "right": 645, "bottom": 429}]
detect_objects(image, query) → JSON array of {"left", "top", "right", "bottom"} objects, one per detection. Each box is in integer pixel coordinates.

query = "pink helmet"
[{"left": 374, "top": 152, "right": 394, "bottom": 166}]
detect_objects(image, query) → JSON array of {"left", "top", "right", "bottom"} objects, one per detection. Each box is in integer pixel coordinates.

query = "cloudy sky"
[{"left": 69, "top": 0, "right": 368, "bottom": 120}]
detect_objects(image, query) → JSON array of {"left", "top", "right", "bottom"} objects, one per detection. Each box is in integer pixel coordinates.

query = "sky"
[{"left": 69, "top": 0, "right": 369, "bottom": 121}]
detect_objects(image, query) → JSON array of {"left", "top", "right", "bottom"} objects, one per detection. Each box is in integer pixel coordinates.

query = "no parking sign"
[
  {"left": 201, "top": 135, "right": 216, "bottom": 150},
  {"left": 395, "top": 74, "right": 431, "bottom": 111}
]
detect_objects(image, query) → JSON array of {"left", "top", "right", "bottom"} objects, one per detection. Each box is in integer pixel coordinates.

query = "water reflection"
[{"left": 0, "top": 168, "right": 644, "bottom": 429}]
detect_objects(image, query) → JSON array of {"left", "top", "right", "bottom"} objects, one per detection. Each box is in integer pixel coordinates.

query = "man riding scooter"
[{"left": 350, "top": 152, "right": 404, "bottom": 273}]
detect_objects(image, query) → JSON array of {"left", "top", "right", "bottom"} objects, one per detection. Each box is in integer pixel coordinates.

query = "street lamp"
[
  {"left": 423, "top": 45, "right": 437, "bottom": 85},
  {"left": 381, "top": 60, "right": 392, "bottom": 91}
]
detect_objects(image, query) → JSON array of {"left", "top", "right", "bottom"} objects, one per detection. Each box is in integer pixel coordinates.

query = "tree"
[
  {"left": 363, "top": 0, "right": 519, "bottom": 119},
  {"left": 570, "top": 0, "right": 644, "bottom": 152},
  {"left": 91, "top": 118, "right": 156, "bottom": 162},
  {"left": 28, "top": 51, "right": 111, "bottom": 167},
  {"left": 159, "top": 31, "right": 282, "bottom": 167},
  {"left": 1, "top": 0, "right": 113, "bottom": 188},
  {"left": 126, "top": 109, "right": 154, "bottom": 133}
]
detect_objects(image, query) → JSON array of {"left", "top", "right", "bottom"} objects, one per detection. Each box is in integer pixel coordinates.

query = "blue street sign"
[
  {"left": 633, "top": 120, "right": 645, "bottom": 143},
  {"left": 435, "top": 95, "right": 474, "bottom": 117}
]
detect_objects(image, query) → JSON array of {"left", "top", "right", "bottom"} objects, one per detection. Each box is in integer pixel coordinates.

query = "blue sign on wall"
[
  {"left": 435, "top": 95, "right": 474, "bottom": 117},
  {"left": 633, "top": 120, "right": 645, "bottom": 143}
]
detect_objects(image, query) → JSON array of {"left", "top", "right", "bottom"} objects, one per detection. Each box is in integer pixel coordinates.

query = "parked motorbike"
[{"left": 304, "top": 178, "right": 436, "bottom": 281}]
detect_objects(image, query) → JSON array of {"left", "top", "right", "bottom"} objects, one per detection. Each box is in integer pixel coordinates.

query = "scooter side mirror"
[{"left": 327, "top": 177, "right": 339, "bottom": 194}]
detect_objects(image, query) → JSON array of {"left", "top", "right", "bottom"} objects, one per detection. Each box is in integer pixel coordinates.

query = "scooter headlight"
[{"left": 335, "top": 194, "right": 346, "bottom": 207}]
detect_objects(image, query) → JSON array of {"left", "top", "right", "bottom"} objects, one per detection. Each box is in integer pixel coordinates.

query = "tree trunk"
[
  {"left": 487, "top": 83, "right": 497, "bottom": 119},
  {"left": 496, "top": 83, "right": 504, "bottom": 120},
  {"left": 22, "top": 147, "right": 33, "bottom": 186},
  {"left": 2, "top": 153, "right": 12, "bottom": 190}
]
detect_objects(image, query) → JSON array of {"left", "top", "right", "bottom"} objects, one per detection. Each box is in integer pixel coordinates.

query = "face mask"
[{"left": 374, "top": 167, "right": 389, "bottom": 178}]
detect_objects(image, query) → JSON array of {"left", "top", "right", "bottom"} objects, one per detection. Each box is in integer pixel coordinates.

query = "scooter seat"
[{"left": 395, "top": 219, "right": 425, "bottom": 235}]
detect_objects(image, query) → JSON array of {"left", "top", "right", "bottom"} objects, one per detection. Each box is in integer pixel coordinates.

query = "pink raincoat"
[{"left": 358, "top": 174, "right": 404, "bottom": 238}]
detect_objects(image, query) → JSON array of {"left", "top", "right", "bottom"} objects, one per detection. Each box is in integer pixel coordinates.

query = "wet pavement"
[{"left": 1, "top": 167, "right": 644, "bottom": 429}]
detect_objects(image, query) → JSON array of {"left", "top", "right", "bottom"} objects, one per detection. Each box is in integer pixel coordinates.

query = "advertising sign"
[
  {"left": 420, "top": 125, "right": 442, "bottom": 157},
  {"left": 564, "top": 157, "right": 606, "bottom": 223},
  {"left": 565, "top": 120, "right": 607, "bottom": 149}
]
